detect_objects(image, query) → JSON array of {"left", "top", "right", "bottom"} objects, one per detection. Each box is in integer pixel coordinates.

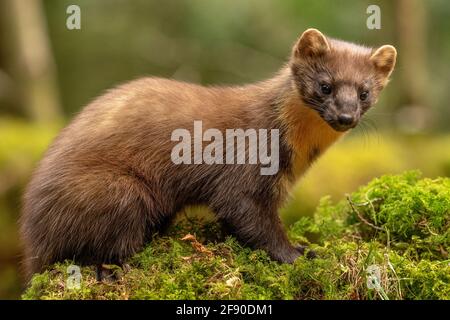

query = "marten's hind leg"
[
  {"left": 20, "top": 172, "right": 171, "bottom": 282},
  {"left": 66, "top": 175, "right": 174, "bottom": 266}
]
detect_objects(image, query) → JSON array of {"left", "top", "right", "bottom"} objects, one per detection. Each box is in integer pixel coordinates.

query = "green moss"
[
  {"left": 23, "top": 171, "right": 450, "bottom": 300},
  {"left": 305, "top": 171, "right": 450, "bottom": 260}
]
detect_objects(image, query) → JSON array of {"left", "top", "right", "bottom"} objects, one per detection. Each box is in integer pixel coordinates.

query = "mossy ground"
[{"left": 23, "top": 171, "right": 450, "bottom": 300}]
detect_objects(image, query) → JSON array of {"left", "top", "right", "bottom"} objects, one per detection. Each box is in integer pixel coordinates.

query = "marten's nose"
[{"left": 337, "top": 114, "right": 355, "bottom": 126}]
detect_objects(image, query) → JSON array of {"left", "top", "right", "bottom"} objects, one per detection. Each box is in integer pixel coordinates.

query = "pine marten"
[{"left": 20, "top": 29, "right": 396, "bottom": 280}]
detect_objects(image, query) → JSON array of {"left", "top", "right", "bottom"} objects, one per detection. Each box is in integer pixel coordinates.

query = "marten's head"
[{"left": 290, "top": 28, "right": 396, "bottom": 132}]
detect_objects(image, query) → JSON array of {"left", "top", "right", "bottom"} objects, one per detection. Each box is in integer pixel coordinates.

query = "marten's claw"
[
  {"left": 295, "top": 245, "right": 316, "bottom": 259},
  {"left": 95, "top": 264, "right": 120, "bottom": 282}
]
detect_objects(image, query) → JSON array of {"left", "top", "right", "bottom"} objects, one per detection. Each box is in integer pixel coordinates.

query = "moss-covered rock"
[{"left": 23, "top": 171, "right": 450, "bottom": 300}]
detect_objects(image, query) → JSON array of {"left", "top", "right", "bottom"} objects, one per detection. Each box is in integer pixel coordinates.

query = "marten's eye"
[
  {"left": 359, "top": 91, "right": 369, "bottom": 101},
  {"left": 320, "top": 84, "right": 332, "bottom": 95}
]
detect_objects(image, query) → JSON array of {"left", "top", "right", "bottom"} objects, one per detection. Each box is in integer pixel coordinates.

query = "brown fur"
[{"left": 19, "top": 29, "right": 396, "bottom": 281}]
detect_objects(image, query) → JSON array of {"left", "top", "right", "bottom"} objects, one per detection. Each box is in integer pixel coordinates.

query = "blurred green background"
[{"left": 0, "top": 0, "right": 449, "bottom": 299}]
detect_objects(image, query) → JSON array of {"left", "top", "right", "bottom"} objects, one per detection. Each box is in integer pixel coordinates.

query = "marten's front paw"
[
  {"left": 96, "top": 264, "right": 123, "bottom": 282},
  {"left": 295, "top": 245, "right": 316, "bottom": 259}
]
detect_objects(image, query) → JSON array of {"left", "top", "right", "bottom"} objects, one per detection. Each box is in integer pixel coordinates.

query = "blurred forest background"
[{"left": 0, "top": 0, "right": 449, "bottom": 299}]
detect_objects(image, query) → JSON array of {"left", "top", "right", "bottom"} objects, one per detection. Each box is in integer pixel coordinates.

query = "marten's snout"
[
  {"left": 337, "top": 114, "right": 355, "bottom": 127},
  {"left": 332, "top": 112, "right": 358, "bottom": 131},
  {"left": 331, "top": 87, "right": 362, "bottom": 131}
]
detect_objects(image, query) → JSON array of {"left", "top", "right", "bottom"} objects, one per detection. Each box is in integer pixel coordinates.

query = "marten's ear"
[
  {"left": 370, "top": 45, "right": 397, "bottom": 78},
  {"left": 293, "top": 28, "right": 330, "bottom": 59}
]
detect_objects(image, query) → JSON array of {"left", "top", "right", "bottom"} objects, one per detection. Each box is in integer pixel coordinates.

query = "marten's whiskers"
[{"left": 358, "top": 118, "right": 381, "bottom": 147}]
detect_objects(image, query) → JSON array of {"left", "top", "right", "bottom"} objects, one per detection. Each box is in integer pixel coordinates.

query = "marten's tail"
[{"left": 17, "top": 242, "right": 47, "bottom": 286}]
